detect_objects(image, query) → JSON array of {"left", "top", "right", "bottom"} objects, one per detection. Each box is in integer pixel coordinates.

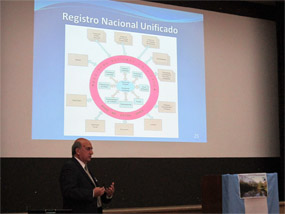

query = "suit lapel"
[
  {"left": 89, "top": 170, "right": 99, "bottom": 187},
  {"left": 72, "top": 158, "right": 96, "bottom": 187}
]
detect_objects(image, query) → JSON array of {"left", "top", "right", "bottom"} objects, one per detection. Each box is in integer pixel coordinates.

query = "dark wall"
[{"left": 1, "top": 157, "right": 283, "bottom": 213}]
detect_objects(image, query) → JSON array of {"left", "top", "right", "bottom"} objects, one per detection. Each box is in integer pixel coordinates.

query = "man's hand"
[
  {"left": 93, "top": 187, "right": 105, "bottom": 197},
  {"left": 105, "top": 182, "right": 115, "bottom": 197}
]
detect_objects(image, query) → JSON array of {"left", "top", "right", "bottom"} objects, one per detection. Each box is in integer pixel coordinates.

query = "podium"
[{"left": 202, "top": 173, "right": 279, "bottom": 213}]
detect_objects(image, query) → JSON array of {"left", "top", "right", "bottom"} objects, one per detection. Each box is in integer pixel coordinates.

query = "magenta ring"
[{"left": 90, "top": 55, "right": 159, "bottom": 120}]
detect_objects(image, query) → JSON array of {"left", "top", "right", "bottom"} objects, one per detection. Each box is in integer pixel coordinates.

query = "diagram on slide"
[{"left": 64, "top": 24, "right": 178, "bottom": 138}]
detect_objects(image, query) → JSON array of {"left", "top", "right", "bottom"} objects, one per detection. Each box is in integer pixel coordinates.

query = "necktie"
[
  {"left": 84, "top": 165, "right": 95, "bottom": 185},
  {"left": 84, "top": 165, "right": 102, "bottom": 208}
]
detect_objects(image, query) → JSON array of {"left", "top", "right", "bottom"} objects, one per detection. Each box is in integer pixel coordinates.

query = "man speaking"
[{"left": 59, "top": 138, "right": 115, "bottom": 213}]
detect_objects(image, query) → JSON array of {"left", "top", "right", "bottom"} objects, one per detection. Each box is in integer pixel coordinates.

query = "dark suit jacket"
[{"left": 59, "top": 158, "right": 111, "bottom": 213}]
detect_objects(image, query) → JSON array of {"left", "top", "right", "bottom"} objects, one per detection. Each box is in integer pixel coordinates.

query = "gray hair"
[{"left": 72, "top": 140, "right": 82, "bottom": 156}]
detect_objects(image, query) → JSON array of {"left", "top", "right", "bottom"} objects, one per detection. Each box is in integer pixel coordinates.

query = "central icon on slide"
[{"left": 90, "top": 55, "right": 159, "bottom": 120}]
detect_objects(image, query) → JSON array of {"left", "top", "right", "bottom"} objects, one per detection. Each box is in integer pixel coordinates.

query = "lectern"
[{"left": 202, "top": 173, "right": 279, "bottom": 213}]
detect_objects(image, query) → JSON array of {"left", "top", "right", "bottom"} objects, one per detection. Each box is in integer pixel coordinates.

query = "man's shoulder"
[
  {"left": 62, "top": 158, "right": 78, "bottom": 169},
  {"left": 60, "top": 158, "right": 82, "bottom": 178},
  {"left": 59, "top": 158, "right": 81, "bottom": 182}
]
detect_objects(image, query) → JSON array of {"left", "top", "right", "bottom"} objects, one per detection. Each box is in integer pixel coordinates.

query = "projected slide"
[
  {"left": 65, "top": 25, "right": 178, "bottom": 138},
  {"left": 33, "top": 0, "right": 207, "bottom": 142}
]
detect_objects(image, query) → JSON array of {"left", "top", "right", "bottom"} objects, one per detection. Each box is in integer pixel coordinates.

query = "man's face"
[{"left": 77, "top": 139, "right": 93, "bottom": 164}]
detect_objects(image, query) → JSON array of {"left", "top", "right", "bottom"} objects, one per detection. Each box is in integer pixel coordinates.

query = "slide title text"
[{"left": 62, "top": 12, "right": 179, "bottom": 34}]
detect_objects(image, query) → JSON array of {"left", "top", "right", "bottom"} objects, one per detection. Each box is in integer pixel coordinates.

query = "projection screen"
[{"left": 1, "top": 0, "right": 280, "bottom": 157}]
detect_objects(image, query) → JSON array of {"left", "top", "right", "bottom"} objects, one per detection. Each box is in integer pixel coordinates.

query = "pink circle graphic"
[{"left": 90, "top": 55, "right": 159, "bottom": 120}]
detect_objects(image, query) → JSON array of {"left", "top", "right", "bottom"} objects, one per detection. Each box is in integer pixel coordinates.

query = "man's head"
[{"left": 72, "top": 138, "right": 93, "bottom": 164}]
